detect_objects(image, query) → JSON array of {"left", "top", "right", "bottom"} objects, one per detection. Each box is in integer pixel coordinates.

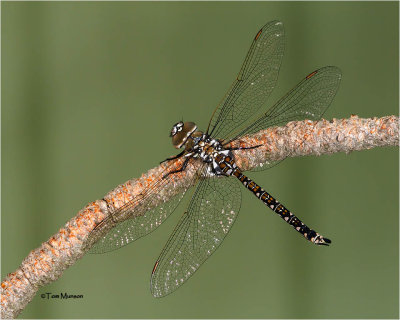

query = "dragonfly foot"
[{"left": 162, "top": 173, "right": 170, "bottom": 179}]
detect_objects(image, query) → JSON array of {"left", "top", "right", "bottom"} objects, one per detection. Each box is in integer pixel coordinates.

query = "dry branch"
[{"left": 1, "top": 115, "right": 398, "bottom": 319}]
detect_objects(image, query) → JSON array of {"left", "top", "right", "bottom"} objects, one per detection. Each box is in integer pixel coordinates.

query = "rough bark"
[{"left": 1, "top": 115, "right": 398, "bottom": 319}]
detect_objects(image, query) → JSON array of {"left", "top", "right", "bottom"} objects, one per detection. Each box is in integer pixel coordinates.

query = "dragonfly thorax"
[
  {"left": 192, "top": 135, "right": 221, "bottom": 157},
  {"left": 189, "top": 134, "right": 235, "bottom": 176}
]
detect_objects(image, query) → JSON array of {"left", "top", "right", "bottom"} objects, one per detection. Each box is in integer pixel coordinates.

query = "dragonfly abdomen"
[{"left": 231, "top": 167, "right": 331, "bottom": 246}]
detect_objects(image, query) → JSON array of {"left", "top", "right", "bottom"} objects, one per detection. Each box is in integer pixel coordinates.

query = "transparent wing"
[
  {"left": 207, "top": 21, "right": 285, "bottom": 140},
  {"left": 89, "top": 158, "right": 202, "bottom": 253},
  {"left": 89, "top": 193, "right": 186, "bottom": 254},
  {"left": 230, "top": 66, "right": 342, "bottom": 172},
  {"left": 150, "top": 175, "right": 242, "bottom": 297}
]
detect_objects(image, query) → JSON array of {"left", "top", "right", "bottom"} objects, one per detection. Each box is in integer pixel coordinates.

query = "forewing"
[
  {"left": 150, "top": 175, "right": 242, "bottom": 297},
  {"left": 232, "top": 66, "right": 342, "bottom": 171},
  {"left": 89, "top": 158, "right": 201, "bottom": 254},
  {"left": 207, "top": 21, "right": 285, "bottom": 140}
]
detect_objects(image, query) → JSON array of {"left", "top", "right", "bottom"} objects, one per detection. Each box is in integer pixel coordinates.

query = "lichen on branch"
[{"left": 1, "top": 115, "right": 398, "bottom": 319}]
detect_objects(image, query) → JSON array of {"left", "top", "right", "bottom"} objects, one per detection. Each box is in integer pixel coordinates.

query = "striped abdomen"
[{"left": 230, "top": 166, "right": 331, "bottom": 246}]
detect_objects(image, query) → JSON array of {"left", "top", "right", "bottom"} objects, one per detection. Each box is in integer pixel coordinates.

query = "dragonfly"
[{"left": 88, "top": 20, "right": 341, "bottom": 298}]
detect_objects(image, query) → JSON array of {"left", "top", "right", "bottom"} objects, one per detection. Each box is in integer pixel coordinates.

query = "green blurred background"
[{"left": 2, "top": 2, "right": 398, "bottom": 318}]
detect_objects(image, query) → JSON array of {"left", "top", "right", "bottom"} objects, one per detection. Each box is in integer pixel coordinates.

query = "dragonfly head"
[{"left": 170, "top": 121, "right": 197, "bottom": 149}]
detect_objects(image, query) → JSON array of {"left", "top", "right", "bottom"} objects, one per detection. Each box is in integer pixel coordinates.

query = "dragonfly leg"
[
  {"left": 162, "top": 157, "right": 190, "bottom": 179},
  {"left": 227, "top": 144, "right": 262, "bottom": 151},
  {"left": 160, "top": 150, "right": 185, "bottom": 164}
]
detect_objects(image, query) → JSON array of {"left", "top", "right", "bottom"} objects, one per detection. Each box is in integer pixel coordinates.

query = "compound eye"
[
  {"left": 170, "top": 122, "right": 184, "bottom": 137},
  {"left": 170, "top": 127, "right": 177, "bottom": 136}
]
